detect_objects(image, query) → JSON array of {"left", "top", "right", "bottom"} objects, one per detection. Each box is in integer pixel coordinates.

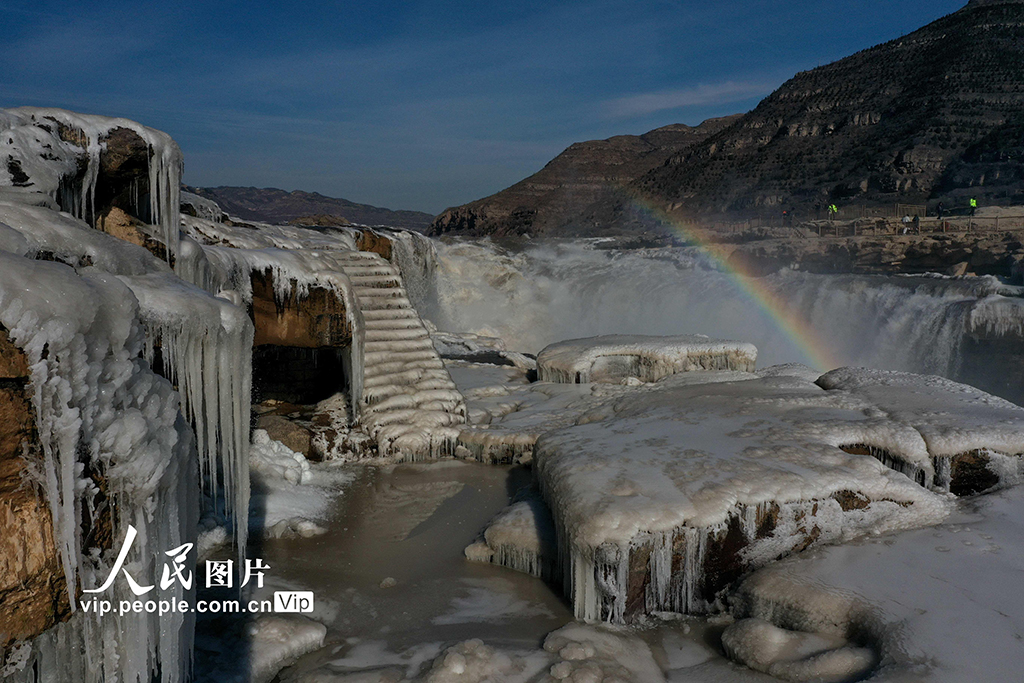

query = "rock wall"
[
  {"left": 250, "top": 270, "right": 352, "bottom": 348},
  {"left": 720, "top": 230, "right": 1024, "bottom": 277},
  {"left": 0, "top": 327, "right": 70, "bottom": 653}
]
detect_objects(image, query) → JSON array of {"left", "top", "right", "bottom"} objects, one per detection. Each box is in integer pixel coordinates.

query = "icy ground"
[
  {"left": 207, "top": 360, "right": 1024, "bottom": 683},
  {"left": 730, "top": 485, "right": 1024, "bottom": 682}
]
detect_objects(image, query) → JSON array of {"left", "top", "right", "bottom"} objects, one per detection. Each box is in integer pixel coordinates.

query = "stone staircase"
[{"left": 333, "top": 250, "right": 466, "bottom": 460}]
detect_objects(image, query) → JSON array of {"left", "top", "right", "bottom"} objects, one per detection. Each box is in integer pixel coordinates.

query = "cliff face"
[
  {"left": 0, "top": 327, "right": 70, "bottom": 651},
  {"left": 432, "top": 0, "right": 1024, "bottom": 236},
  {"left": 429, "top": 116, "right": 740, "bottom": 237},
  {"left": 187, "top": 186, "right": 434, "bottom": 231},
  {"left": 639, "top": 0, "right": 1024, "bottom": 216}
]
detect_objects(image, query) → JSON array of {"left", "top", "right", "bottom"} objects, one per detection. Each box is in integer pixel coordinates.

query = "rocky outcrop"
[
  {"left": 0, "top": 327, "right": 71, "bottom": 651},
  {"left": 255, "top": 414, "right": 314, "bottom": 458},
  {"left": 95, "top": 206, "right": 170, "bottom": 262},
  {"left": 186, "top": 186, "right": 434, "bottom": 231},
  {"left": 720, "top": 230, "right": 1024, "bottom": 277},
  {"left": 637, "top": 1, "right": 1024, "bottom": 216},
  {"left": 287, "top": 214, "right": 352, "bottom": 227},
  {"left": 429, "top": 117, "right": 740, "bottom": 237},
  {"left": 354, "top": 228, "right": 393, "bottom": 260},
  {"left": 250, "top": 270, "right": 352, "bottom": 348},
  {"left": 434, "top": 1, "right": 1024, "bottom": 235}
]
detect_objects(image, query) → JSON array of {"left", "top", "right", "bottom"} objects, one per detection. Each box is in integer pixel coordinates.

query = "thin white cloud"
[{"left": 603, "top": 80, "right": 773, "bottom": 118}]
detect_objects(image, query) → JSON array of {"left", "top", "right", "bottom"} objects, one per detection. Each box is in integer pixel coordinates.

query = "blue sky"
[{"left": 1, "top": 0, "right": 966, "bottom": 214}]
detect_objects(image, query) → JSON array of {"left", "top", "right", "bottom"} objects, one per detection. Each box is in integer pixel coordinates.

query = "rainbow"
[{"left": 627, "top": 197, "right": 844, "bottom": 371}]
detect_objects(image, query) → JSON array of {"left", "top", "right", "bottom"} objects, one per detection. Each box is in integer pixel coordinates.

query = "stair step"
[
  {"left": 365, "top": 338, "right": 435, "bottom": 353},
  {"left": 364, "top": 367, "right": 452, "bottom": 388},
  {"left": 355, "top": 288, "right": 406, "bottom": 299},
  {"left": 365, "top": 328, "right": 429, "bottom": 342},
  {"left": 364, "top": 349, "right": 438, "bottom": 365},
  {"left": 341, "top": 264, "right": 396, "bottom": 274},
  {"left": 349, "top": 275, "right": 402, "bottom": 288},
  {"left": 364, "top": 318, "right": 424, "bottom": 331},
  {"left": 361, "top": 308, "right": 419, "bottom": 321},
  {"left": 358, "top": 296, "right": 412, "bottom": 311},
  {"left": 363, "top": 358, "right": 445, "bottom": 378}
]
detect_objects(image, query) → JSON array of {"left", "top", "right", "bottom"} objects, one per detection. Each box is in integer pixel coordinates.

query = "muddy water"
[{"left": 262, "top": 461, "right": 574, "bottom": 678}]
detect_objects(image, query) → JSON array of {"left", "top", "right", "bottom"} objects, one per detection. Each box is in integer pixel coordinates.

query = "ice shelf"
[{"left": 536, "top": 334, "right": 758, "bottom": 384}]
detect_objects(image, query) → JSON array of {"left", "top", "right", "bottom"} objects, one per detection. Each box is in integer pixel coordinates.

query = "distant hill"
[
  {"left": 429, "top": 116, "right": 740, "bottom": 237},
  {"left": 186, "top": 186, "right": 434, "bottom": 231},
  {"left": 431, "top": 0, "right": 1024, "bottom": 236}
]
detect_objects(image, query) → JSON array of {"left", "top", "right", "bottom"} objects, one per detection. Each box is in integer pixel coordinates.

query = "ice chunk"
[
  {"left": 542, "top": 622, "right": 666, "bottom": 682},
  {"left": 730, "top": 485, "right": 1024, "bottom": 681},
  {"left": 537, "top": 334, "right": 757, "bottom": 384},
  {"left": 249, "top": 616, "right": 327, "bottom": 683},
  {"left": 180, "top": 191, "right": 224, "bottom": 222},
  {"left": 721, "top": 618, "right": 875, "bottom": 682},
  {"left": 465, "top": 488, "right": 557, "bottom": 581},
  {"left": 818, "top": 367, "right": 1024, "bottom": 493},
  {"left": 0, "top": 200, "right": 170, "bottom": 275},
  {"left": 533, "top": 375, "right": 952, "bottom": 622}
]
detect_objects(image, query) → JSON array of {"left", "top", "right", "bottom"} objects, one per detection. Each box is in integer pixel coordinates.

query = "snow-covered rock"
[
  {"left": 721, "top": 618, "right": 875, "bottom": 682},
  {"left": 729, "top": 485, "right": 1024, "bottom": 681},
  {"left": 1, "top": 107, "right": 182, "bottom": 262},
  {"left": 536, "top": 334, "right": 758, "bottom": 384},
  {"left": 0, "top": 252, "right": 196, "bottom": 683},
  {"left": 818, "top": 367, "right": 1024, "bottom": 494},
  {"left": 533, "top": 374, "right": 953, "bottom": 622},
  {"left": 465, "top": 488, "right": 558, "bottom": 581}
]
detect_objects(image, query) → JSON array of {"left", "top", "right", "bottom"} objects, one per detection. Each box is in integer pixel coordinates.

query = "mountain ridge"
[
  {"left": 430, "top": 0, "right": 1024, "bottom": 237},
  {"left": 186, "top": 185, "right": 434, "bottom": 231}
]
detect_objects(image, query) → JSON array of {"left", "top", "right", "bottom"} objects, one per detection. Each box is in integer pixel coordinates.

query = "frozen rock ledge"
[{"left": 536, "top": 334, "right": 758, "bottom": 384}]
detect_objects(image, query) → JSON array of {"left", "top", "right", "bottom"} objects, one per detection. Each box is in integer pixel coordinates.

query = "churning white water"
[{"left": 422, "top": 239, "right": 1024, "bottom": 387}]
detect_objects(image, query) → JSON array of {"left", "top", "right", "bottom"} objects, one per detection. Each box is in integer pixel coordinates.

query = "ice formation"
[
  {"left": 464, "top": 488, "right": 558, "bottom": 581},
  {"left": 430, "top": 328, "right": 536, "bottom": 370},
  {"left": 179, "top": 191, "right": 224, "bottom": 223},
  {"left": 537, "top": 334, "right": 758, "bottom": 384},
  {"left": 720, "top": 618, "right": 875, "bottom": 682},
  {"left": 0, "top": 199, "right": 253, "bottom": 555},
  {"left": 249, "top": 616, "right": 328, "bottom": 683},
  {"left": 729, "top": 485, "right": 1024, "bottom": 681},
  {"left": 248, "top": 429, "right": 354, "bottom": 539},
  {"left": 0, "top": 200, "right": 172, "bottom": 275},
  {"left": 0, "top": 252, "right": 196, "bottom": 683},
  {"left": 540, "top": 622, "right": 666, "bottom": 682},
  {"left": 0, "top": 107, "right": 183, "bottom": 262},
  {"left": 186, "top": 213, "right": 467, "bottom": 460},
  {"left": 124, "top": 272, "right": 253, "bottom": 552},
  {"left": 450, "top": 360, "right": 757, "bottom": 465},
  {"left": 195, "top": 614, "right": 327, "bottom": 683},
  {"left": 532, "top": 374, "right": 954, "bottom": 622},
  {"left": 818, "top": 367, "right": 1024, "bottom": 493}
]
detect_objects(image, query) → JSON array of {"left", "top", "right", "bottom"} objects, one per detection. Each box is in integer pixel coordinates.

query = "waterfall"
[{"left": 425, "top": 238, "right": 1024, "bottom": 400}]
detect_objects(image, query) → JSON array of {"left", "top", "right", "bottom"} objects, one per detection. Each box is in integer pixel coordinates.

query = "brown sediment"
[{"left": 0, "top": 326, "right": 72, "bottom": 650}]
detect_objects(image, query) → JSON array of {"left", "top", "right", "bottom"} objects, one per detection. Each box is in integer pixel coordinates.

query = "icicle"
[
  {"left": 0, "top": 254, "right": 197, "bottom": 683},
  {"left": 121, "top": 273, "right": 253, "bottom": 559}
]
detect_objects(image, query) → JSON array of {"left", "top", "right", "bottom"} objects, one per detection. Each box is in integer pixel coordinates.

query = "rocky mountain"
[
  {"left": 429, "top": 116, "right": 741, "bottom": 237},
  {"left": 186, "top": 186, "right": 434, "bottom": 230},
  {"left": 431, "top": 0, "right": 1024, "bottom": 236}
]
